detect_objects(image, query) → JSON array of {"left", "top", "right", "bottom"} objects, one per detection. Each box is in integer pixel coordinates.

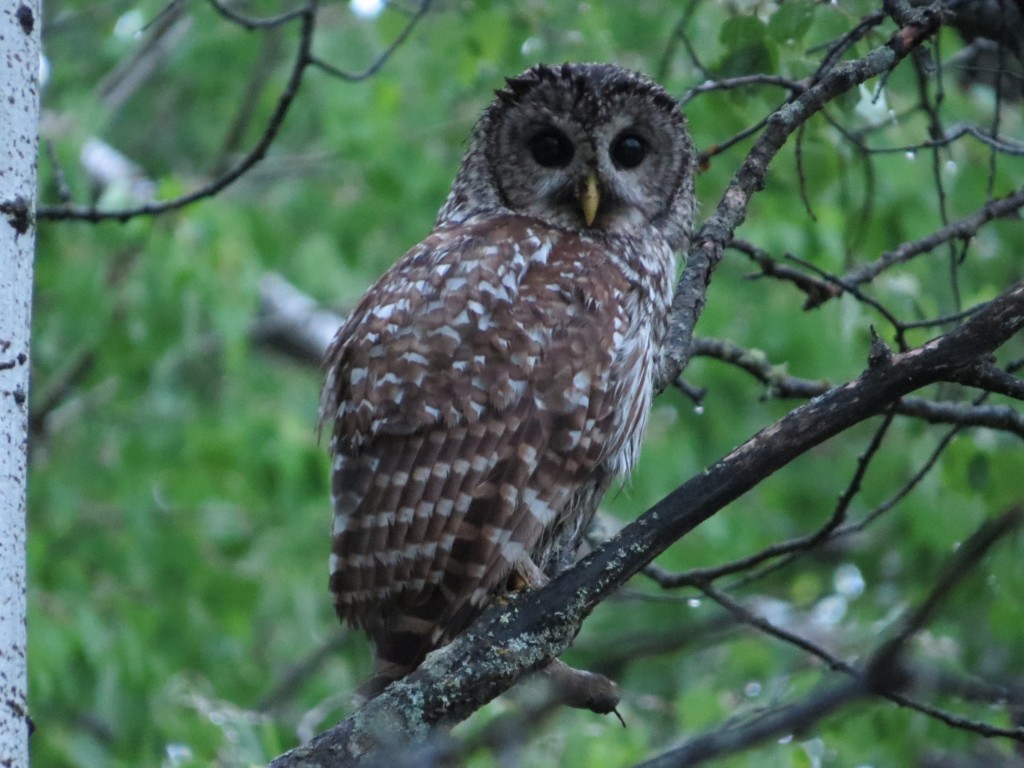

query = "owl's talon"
[{"left": 534, "top": 658, "right": 622, "bottom": 715}]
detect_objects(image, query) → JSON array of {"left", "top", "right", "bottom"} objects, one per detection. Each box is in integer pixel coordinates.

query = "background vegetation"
[{"left": 29, "top": 1, "right": 1024, "bottom": 766}]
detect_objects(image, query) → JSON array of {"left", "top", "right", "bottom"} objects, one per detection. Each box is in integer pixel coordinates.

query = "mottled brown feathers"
[{"left": 319, "top": 63, "right": 695, "bottom": 686}]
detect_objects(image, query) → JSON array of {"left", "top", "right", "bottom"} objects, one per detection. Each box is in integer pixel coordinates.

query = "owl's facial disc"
[
  {"left": 498, "top": 112, "right": 669, "bottom": 233},
  {"left": 466, "top": 63, "right": 693, "bottom": 243}
]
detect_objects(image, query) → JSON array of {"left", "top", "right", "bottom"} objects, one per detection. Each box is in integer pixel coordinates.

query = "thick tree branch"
[
  {"left": 253, "top": 273, "right": 342, "bottom": 364},
  {"left": 691, "top": 336, "right": 1024, "bottom": 436},
  {"left": 270, "top": 280, "right": 1024, "bottom": 766}
]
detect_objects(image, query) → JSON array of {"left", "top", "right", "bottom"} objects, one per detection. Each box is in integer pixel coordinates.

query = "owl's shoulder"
[
  {"left": 331, "top": 215, "right": 637, "bottom": 351},
  {"left": 319, "top": 216, "right": 645, "bottom": 444}
]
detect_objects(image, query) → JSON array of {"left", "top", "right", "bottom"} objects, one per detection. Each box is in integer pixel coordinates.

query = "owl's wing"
[{"left": 320, "top": 216, "right": 643, "bottom": 676}]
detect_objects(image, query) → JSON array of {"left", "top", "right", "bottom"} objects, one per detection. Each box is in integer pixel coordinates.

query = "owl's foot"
[
  {"left": 534, "top": 658, "right": 621, "bottom": 717},
  {"left": 506, "top": 558, "right": 549, "bottom": 592},
  {"left": 353, "top": 659, "right": 410, "bottom": 705},
  {"left": 506, "top": 564, "right": 620, "bottom": 715}
]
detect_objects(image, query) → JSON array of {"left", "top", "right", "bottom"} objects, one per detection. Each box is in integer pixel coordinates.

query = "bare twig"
[
  {"left": 308, "top": 0, "right": 434, "bottom": 82},
  {"left": 38, "top": 1, "right": 319, "bottom": 223},
  {"left": 635, "top": 507, "right": 1023, "bottom": 767},
  {"left": 656, "top": 1, "right": 946, "bottom": 391},
  {"left": 208, "top": 0, "right": 307, "bottom": 29},
  {"left": 808, "top": 9, "right": 887, "bottom": 82},
  {"left": 730, "top": 238, "right": 841, "bottom": 307},
  {"left": 643, "top": 410, "right": 896, "bottom": 588},
  {"left": 680, "top": 74, "right": 806, "bottom": 105},
  {"left": 826, "top": 185, "right": 1024, "bottom": 301},
  {"left": 657, "top": 1, "right": 703, "bottom": 82},
  {"left": 36, "top": 0, "right": 435, "bottom": 223},
  {"left": 860, "top": 123, "right": 1024, "bottom": 156},
  {"left": 635, "top": 676, "right": 866, "bottom": 767}
]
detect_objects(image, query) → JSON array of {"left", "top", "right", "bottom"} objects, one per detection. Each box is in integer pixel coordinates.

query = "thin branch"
[
  {"left": 724, "top": 416, "right": 959, "bottom": 589},
  {"left": 690, "top": 336, "right": 829, "bottom": 399},
  {"left": 656, "top": 1, "right": 703, "bottom": 82},
  {"left": 900, "top": 305, "right": 983, "bottom": 331},
  {"left": 860, "top": 123, "right": 1024, "bottom": 156},
  {"left": 644, "top": 410, "right": 896, "bottom": 588},
  {"left": 36, "top": 0, "right": 435, "bottom": 223},
  {"left": 680, "top": 74, "right": 806, "bottom": 105},
  {"left": 211, "top": 28, "right": 287, "bottom": 177},
  {"left": 694, "top": 116, "right": 771, "bottom": 165},
  {"left": 208, "top": 0, "right": 307, "bottom": 29},
  {"left": 794, "top": 122, "right": 817, "bottom": 221},
  {"left": 834, "top": 423, "right": 960, "bottom": 539},
  {"left": 881, "top": 507, "right": 1023, "bottom": 655},
  {"left": 98, "top": 0, "right": 192, "bottom": 112},
  {"left": 307, "top": 0, "right": 433, "bottom": 82},
  {"left": 656, "top": 0, "right": 946, "bottom": 391},
  {"left": 890, "top": 396, "right": 1024, "bottom": 436},
  {"left": 729, "top": 419, "right": 962, "bottom": 587},
  {"left": 784, "top": 253, "right": 909, "bottom": 348},
  {"left": 634, "top": 676, "right": 866, "bottom": 767},
  {"left": 37, "top": 1, "right": 319, "bottom": 223},
  {"left": 637, "top": 506, "right": 1023, "bottom": 767},
  {"left": 951, "top": 362, "right": 1024, "bottom": 401},
  {"left": 808, "top": 9, "right": 887, "bottom": 82},
  {"left": 730, "top": 239, "right": 841, "bottom": 307},
  {"left": 830, "top": 185, "right": 1024, "bottom": 300}
]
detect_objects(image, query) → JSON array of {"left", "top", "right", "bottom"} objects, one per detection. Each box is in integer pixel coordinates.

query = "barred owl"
[{"left": 319, "top": 63, "right": 696, "bottom": 693}]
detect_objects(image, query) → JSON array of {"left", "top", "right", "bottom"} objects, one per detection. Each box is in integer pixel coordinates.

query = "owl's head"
[{"left": 439, "top": 63, "right": 696, "bottom": 250}]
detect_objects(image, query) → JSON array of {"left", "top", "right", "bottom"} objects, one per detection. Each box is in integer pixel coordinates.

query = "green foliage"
[{"left": 30, "top": 1, "right": 1024, "bottom": 766}]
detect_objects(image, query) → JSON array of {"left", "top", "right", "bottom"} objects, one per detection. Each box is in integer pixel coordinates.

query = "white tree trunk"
[{"left": 0, "top": 2, "right": 40, "bottom": 766}]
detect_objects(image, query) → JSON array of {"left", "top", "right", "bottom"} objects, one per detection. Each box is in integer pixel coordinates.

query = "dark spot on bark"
[
  {"left": 16, "top": 4, "right": 34, "bottom": 34},
  {"left": 1, "top": 196, "right": 32, "bottom": 235},
  {"left": 13, "top": 388, "right": 26, "bottom": 405}
]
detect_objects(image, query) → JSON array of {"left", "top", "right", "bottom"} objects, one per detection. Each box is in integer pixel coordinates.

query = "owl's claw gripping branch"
[{"left": 534, "top": 659, "right": 622, "bottom": 716}]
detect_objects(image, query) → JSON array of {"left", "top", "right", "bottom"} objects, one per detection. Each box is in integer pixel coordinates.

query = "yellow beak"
[{"left": 580, "top": 174, "right": 600, "bottom": 227}]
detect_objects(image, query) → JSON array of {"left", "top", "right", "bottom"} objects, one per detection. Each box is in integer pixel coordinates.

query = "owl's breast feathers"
[{"left": 319, "top": 215, "right": 673, "bottom": 673}]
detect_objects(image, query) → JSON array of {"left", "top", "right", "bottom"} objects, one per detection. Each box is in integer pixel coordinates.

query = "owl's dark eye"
[
  {"left": 611, "top": 132, "right": 648, "bottom": 168},
  {"left": 528, "top": 128, "right": 574, "bottom": 168}
]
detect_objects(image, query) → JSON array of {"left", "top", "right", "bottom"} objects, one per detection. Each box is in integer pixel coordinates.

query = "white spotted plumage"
[{"left": 319, "top": 63, "right": 695, "bottom": 692}]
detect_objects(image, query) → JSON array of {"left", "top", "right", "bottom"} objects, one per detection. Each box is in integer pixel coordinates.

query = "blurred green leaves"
[{"left": 30, "top": 1, "right": 1024, "bottom": 766}]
